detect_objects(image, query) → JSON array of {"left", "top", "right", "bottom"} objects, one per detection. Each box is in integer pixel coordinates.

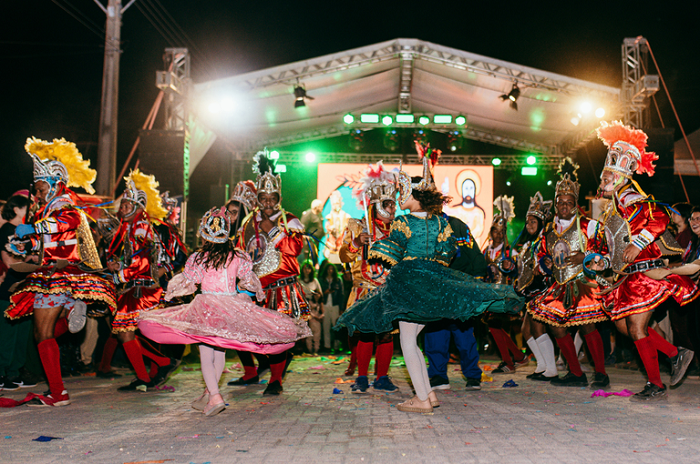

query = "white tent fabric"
[{"left": 187, "top": 115, "right": 217, "bottom": 176}]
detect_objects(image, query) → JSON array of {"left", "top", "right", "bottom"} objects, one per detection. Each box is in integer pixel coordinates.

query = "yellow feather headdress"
[
  {"left": 123, "top": 169, "right": 168, "bottom": 221},
  {"left": 25, "top": 137, "right": 96, "bottom": 194}
]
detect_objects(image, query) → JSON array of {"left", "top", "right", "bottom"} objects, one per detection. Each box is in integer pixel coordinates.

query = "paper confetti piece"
[
  {"left": 333, "top": 388, "right": 344, "bottom": 394},
  {"left": 502, "top": 379, "right": 518, "bottom": 388},
  {"left": 32, "top": 436, "right": 63, "bottom": 442},
  {"left": 591, "top": 389, "right": 634, "bottom": 398}
]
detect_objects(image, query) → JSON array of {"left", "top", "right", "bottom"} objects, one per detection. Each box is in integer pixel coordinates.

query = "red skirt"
[
  {"left": 604, "top": 273, "right": 698, "bottom": 321},
  {"left": 528, "top": 278, "right": 608, "bottom": 327},
  {"left": 264, "top": 279, "right": 309, "bottom": 320},
  {"left": 112, "top": 286, "right": 163, "bottom": 333},
  {"left": 5, "top": 266, "right": 116, "bottom": 320}
]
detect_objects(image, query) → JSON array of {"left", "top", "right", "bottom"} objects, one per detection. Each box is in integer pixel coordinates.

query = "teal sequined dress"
[{"left": 335, "top": 213, "right": 524, "bottom": 335}]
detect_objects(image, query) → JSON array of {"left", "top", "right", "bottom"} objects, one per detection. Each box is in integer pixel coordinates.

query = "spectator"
[
  {"left": 319, "top": 261, "right": 344, "bottom": 352},
  {"left": 299, "top": 261, "right": 323, "bottom": 355}
]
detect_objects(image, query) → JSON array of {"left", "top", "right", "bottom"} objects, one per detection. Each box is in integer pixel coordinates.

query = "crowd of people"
[{"left": 1, "top": 120, "right": 699, "bottom": 416}]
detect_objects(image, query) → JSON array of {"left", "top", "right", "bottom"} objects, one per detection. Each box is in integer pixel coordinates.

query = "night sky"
[{"left": 3, "top": 1, "right": 699, "bottom": 208}]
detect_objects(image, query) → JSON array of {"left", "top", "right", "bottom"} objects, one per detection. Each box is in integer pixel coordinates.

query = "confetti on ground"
[
  {"left": 334, "top": 378, "right": 354, "bottom": 384},
  {"left": 591, "top": 389, "right": 634, "bottom": 398},
  {"left": 333, "top": 388, "right": 344, "bottom": 394},
  {"left": 481, "top": 373, "right": 493, "bottom": 382},
  {"left": 32, "top": 436, "right": 63, "bottom": 442},
  {"left": 502, "top": 380, "right": 518, "bottom": 388}
]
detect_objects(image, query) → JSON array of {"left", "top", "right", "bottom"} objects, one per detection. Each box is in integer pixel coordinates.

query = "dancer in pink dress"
[{"left": 139, "top": 207, "right": 311, "bottom": 416}]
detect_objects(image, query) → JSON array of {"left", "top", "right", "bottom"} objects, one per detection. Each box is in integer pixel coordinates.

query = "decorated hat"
[
  {"left": 353, "top": 161, "right": 397, "bottom": 218},
  {"left": 253, "top": 150, "right": 281, "bottom": 204},
  {"left": 231, "top": 180, "right": 257, "bottom": 213},
  {"left": 596, "top": 120, "right": 658, "bottom": 178},
  {"left": 555, "top": 157, "right": 580, "bottom": 200},
  {"left": 25, "top": 137, "right": 96, "bottom": 196},
  {"left": 526, "top": 191, "right": 552, "bottom": 221},
  {"left": 397, "top": 142, "right": 441, "bottom": 204},
  {"left": 123, "top": 169, "right": 167, "bottom": 220},
  {"left": 198, "top": 206, "right": 231, "bottom": 244},
  {"left": 492, "top": 195, "right": 515, "bottom": 232}
]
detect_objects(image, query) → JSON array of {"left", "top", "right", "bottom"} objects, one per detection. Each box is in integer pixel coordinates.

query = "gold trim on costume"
[
  {"left": 437, "top": 223, "right": 453, "bottom": 242},
  {"left": 390, "top": 218, "right": 412, "bottom": 239}
]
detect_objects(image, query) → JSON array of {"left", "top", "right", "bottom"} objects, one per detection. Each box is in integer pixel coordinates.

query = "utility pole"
[{"left": 94, "top": 0, "right": 137, "bottom": 197}]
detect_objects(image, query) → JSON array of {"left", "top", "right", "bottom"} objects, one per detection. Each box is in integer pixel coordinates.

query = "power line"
[{"left": 50, "top": 0, "right": 104, "bottom": 38}]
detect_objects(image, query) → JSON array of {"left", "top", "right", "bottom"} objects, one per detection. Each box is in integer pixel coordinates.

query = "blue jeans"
[{"left": 425, "top": 320, "right": 481, "bottom": 380}]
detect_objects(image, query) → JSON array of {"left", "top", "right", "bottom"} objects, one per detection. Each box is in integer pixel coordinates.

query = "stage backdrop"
[{"left": 317, "top": 163, "right": 494, "bottom": 248}]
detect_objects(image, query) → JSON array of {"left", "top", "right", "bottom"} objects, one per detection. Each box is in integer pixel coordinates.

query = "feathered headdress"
[
  {"left": 396, "top": 142, "right": 441, "bottom": 204},
  {"left": 492, "top": 195, "right": 515, "bottom": 232},
  {"left": 252, "top": 149, "right": 281, "bottom": 200},
  {"left": 596, "top": 120, "right": 658, "bottom": 177},
  {"left": 353, "top": 161, "right": 397, "bottom": 208},
  {"left": 123, "top": 169, "right": 167, "bottom": 220},
  {"left": 526, "top": 191, "right": 553, "bottom": 222},
  {"left": 555, "top": 157, "right": 580, "bottom": 200},
  {"left": 25, "top": 137, "right": 96, "bottom": 194}
]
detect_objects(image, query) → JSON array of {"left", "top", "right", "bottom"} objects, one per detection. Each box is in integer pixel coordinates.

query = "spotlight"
[
  {"left": 418, "top": 115, "right": 430, "bottom": 125},
  {"left": 595, "top": 107, "right": 605, "bottom": 118},
  {"left": 455, "top": 115, "right": 467, "bottom": 126},
  {"left": 506, "top": 180, "right": 512, "bottom": 187},
  {"left": 382, "top": 115, "right": 393, "bottom": 126},
  {"left": 447, "top": 131, "right": 462, "bottom": 152},
  {"left": 208, "top": 102, "right": 221, "bottom": 114},
  {"left": 293, "top": 84, "right": 313, "bottom": 109},
  {"left": 492, "top": 158, "right": 502, "bottom": 166},
  {"left": 580, "top": 102, "right": 593, "bottom": 114},
  {"left": 547, "top": 180, "right": 553, "bottom": 186},
  {"left": 270, "top": 150, "right": 280, "bottom": 160},
  {"left": 526, "top": 155, "right": 537, "bottom": 165},
  {"left": 570, "top": 114, "right": 581, "bottom": 126},
  {"left": 305, "top": 152, "right": 316, "bottom": 162},
  {"left": 384, "top": 129, "right": 400, "bottom": 151},
  {"left": 500, "top": 83, "right": 521, "bottom": 110},
  {"left": 348, "top": 129, "right": 365, "bottom": 151},
  {"left": 343, "top": 114, "right": 355, "bottom": 124}
]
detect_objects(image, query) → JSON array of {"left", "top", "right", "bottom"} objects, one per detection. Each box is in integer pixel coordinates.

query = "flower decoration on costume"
[
  {"left": 198, "top": 206, "right": 231, "bottom": 244},
  {"left": 596, "top": 120, "right": 658, "bottom": 178},
  {"left": 123, "top": 169, "right": 168, "bottom": 221}
]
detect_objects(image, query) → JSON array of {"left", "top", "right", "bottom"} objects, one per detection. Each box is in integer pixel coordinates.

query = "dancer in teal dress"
[{"left": 335, "top": 143, "right": 523, "bottom": 413}]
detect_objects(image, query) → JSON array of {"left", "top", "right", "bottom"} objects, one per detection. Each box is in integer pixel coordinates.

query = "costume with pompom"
[
  {"left": 107, "top": 169, "right": 167, "bottom": 332},
  {"left": 336, "top": 143, "right": 523, "bottom": 335},
  {"left": 482, "top": 195, "right": 516, "bottom": 285},
  {"left": 138, "top": 207, "right": 311, "bottom": 353},
  {"left": 5, "top": 138, "right": 116, "bottom": 321},
  {"left": 594, "top": 121, "right": 697, "bottom": 320},
  {"left": 236, "top": 150, "right": 309, "bottom": 320}
]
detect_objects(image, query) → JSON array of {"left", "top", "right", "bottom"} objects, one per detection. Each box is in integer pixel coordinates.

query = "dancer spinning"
[
  {"left": 139, "top": 207, "right": 310, "bottom": 416},
  {"left": 338, "top": 161, "right": 398, "bottom": 393},
  {"left": 590, "top": 121, "right": 697, "bottom": 400},
  {"left": 336, "top": 143, "right": 523, "bottom": 413},
  {"left": 528, "top": 159, "right": 609, "bottom": 388},
  {"left": 5, "top": 137, "right": 116, "bottom": 406}
]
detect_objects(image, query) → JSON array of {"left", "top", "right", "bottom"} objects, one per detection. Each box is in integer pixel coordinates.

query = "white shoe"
[{"left": 68, "top": 300, "right": 87, "bottom": 333}]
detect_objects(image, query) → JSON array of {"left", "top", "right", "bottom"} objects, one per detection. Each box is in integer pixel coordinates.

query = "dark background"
[{"left": 3, "top": 1, "right": 699, "bottom": 223}]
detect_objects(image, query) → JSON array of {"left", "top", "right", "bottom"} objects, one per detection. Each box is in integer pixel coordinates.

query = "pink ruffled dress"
[{"left": 138, "top": 253, "right": 311, "bottom": 354}]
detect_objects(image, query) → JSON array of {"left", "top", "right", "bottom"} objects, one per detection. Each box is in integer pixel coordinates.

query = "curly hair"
[
  {"left": 410, "top": 176, "right": 451, "bottom": 216},
  {"left": 194, "top": 239, "right": 245, "bottom": 271}
]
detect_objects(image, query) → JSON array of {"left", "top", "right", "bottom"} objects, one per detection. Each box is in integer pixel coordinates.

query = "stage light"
[
  {"left": 500, "top": 83, "right": 521, "bottom": 110},
  {"left": 492, "top": 158, "right": 502, "bottom": 166},
  {"left": 521, "top": 167, "right": 538, "bottom": 176},
  {"left": 208, "top": 102, "right": 221, "bottom": 114},
  {"left": 384, "top": 129, "right": 400, "bottom": 151},
  {"left": 222, "top": 97, "right": 236, "bottom": 112},
  {"left": 526, "top": 155, "right": 537, "bottom": 165},
  {"left": 506, "top": 180, "right": 512, "bottom": 186},
  {"left": 396, "top": 114, "right": 415, "bottom": 124},
  {"left": 547, "top": 180, "right": 553, "bottom": 186},
  {"left": 413, "top": 129, "right": 428, "bottom": 144},
  {"left": 293, "top": 85, "right": 313, "bottom": 109},
  {"left": 447, "top": 131, "right": 462, "bottom": 152},
  {"left": 275, "top": 164, "right": 287, "bottom": 173},
  {"left": 349, "top": 129, "right": 365, "bottom": 151},
  {"left": 455, "top": 115, "right": 467, "bottom": 126},
  {"left": 570, "top": 115, "right": 581, "bottom": 126},
  {"left": 418, "top": 115, "right": 430, "bottom": 125},
  {"left": 434, "top": 115, "right": 452, "bottom": 124},
  {"left": 595, "top": 107, "right": 605, "bottom": 118},
  {"left": 305, "top": 152, "right": 316, "bottom": 162},
  {"left": 382, "top": 115, "right": 393, "bottom": 126},
  {"left": 580, "top": 102, "right": 593, "bottom": 114},
  {"left": 270, "top": 150, "right": 280, "bottom": 160},
  {"left": 360, "top": 114, "right": 379, "bottom": 124},
  {"left": 343, "top": 114, "right": 355, "bottom": 124}
]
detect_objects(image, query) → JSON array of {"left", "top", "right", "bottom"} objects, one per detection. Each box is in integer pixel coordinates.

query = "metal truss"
[
  {"left": 621, "top": 37, "right": 659, "bottom": 128},
  {"left": 398, "top": 48, "right": 413, "bottom": 113},
  {"left": 157, "top": 48, "right": 191, "bottom": 131}
]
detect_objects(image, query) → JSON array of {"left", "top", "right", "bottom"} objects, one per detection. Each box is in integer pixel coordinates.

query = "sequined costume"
[
  {"left": 138, "top": 252, "right": 311, "bottom": 353},
  {"left": 335, "top": 213, "right": 524, "bottom": 335},
  {"left": 528, "top": 214, "right": 607, "bottom": 327},
  {"left": 237, "top": 210, "right": 309, "bottom": 320},
  {"left": 5, "top": 191, "right": 115, "bottom": 320}
]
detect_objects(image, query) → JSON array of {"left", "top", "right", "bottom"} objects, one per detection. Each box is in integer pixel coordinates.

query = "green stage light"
[
  {"left": 382, "top": 115, "right": 393, "bottom": 126},
  {"left": 433, "top": 114, "right": 452, "bottom": 124},
  {"left": 492, "top": 157, "right": 502, "bottom": 166},
  {"left": 455, "top": 115, "right": 467, "bottom": 126},
  {"left": 270, "top": 150, "right": 280, "bottom": 160},
  {"left": 305, "top": 152, "right": 316, "bottom": 162},
  {"left": 526, "top": 155, "right": 537, "bottom": 165},
  {"left": 396, "top": 114, "right": 414, "bottom": 123},
  {"left": 274, "top": 164, "right": 287, "bottom": 173},
  {"left": 521, "top": 167, "right": 538, "bottom": 176},
  {"left": 360, "top": 114, "right": 379, "bottom": 124},
  {"left": 418, "top": 115, "right": 430, "bottom": 125},
  {"left": 343, "top": 114, "right": 355, "bottom": 124}
]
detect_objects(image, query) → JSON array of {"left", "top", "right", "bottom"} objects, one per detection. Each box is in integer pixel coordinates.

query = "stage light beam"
[
  {"left": 382, "top": 115, "right": 393, "bottom": 126},
  {"left": 270, "top": 150, "right": 280, "bottom": 160},
  {"left": 305, "top": 152, "right": 316, "bottom": 163},
  {"left": 343, "top": 114, "right": 355, "bottom": 124},
  {"left": 526, "top": 155, "right": 537, "bottom": 165}
]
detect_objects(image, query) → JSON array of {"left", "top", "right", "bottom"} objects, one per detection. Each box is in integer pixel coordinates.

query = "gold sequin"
[
  {"left": 437, "top": 223, "right": 453, "bottom": 243},
  {"left": 390, "top": 218, "right": 412, "bottom": 239}
]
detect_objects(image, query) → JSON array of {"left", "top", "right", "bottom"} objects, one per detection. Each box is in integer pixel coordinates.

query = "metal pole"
[{"left": 95, "top": 0, "right": 123, "bottom": 197}]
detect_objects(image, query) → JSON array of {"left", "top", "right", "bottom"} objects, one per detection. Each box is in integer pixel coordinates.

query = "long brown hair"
[{"left": 410, "top": 176, "right": 451, "bottom": 216}]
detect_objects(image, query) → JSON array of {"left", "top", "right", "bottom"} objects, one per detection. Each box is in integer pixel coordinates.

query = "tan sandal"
[
  {"left": 428, "top": 391, "right": 440, "bottom": 408},
  {"left": 397, "top": 396, "right": 433, "bottom": 413}
]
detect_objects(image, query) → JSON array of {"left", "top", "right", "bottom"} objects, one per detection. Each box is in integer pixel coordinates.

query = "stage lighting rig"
[
  {"left": 500, "top": 82, "right": 521, "bottom": 110},
  {"left": 293, "top": 83, "right": 313, "bottom": 108}
]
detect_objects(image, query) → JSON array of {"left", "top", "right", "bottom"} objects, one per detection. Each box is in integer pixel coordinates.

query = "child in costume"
[
  {"left": 335, "top": 143, "right": 523, "bottom": 413},
  {"left": 138, "top": 207, "right": 311, "bottom": 416}
]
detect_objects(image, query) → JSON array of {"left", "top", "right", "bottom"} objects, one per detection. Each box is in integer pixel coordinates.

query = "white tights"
[
  {"left": 399, "top": 321, "right": 432, "bottom": 401},
  {"left": 199, "top": 344, "right": 226, "bottom": 396}
]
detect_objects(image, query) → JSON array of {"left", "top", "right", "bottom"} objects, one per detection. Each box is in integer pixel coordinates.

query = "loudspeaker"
[{"left": 138, "top": 130, "right": 186, "bottom": 196}]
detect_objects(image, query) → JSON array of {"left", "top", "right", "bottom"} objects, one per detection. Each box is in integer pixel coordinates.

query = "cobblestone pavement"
[{"left": 2, "top": 354, "right": 700, "bottom": 464}]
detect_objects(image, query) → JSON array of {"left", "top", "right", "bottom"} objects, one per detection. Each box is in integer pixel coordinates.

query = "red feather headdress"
[{"left": 596, "top": 121, "right": 658, "bottom": 177}]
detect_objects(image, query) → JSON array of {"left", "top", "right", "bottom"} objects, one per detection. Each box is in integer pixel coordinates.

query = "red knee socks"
[
  {"left": 37, "top": 339, "right": 65, "bottom": 396},
  {"left": 243, "top": 366, "right": 258, "bottom": 380},
  {"left": 490, "top": 328, "right": 514, "bottom": 368},
  {"left": 583, "top": 330, "right": 607, "bottom": 375},
  {"left": 347, "top": 336, "right": 358, "bottom": 371},
  {"left": 99, "top": 336, "right": 119, "bottom": 373},
  {"left": 54, "top": 318, "right": 69, "bottom": 338},
  {"left": 635, "top": 336, "right": 663, "bottom": 388},
  {"left": 556, "top": 334, "right": 583, "bottom": 377},
  {"left": 269, "top": 361, "right": 285, "bottom": 385},
  {"left": 356, "top": 340, "right": 374, "bottom": 377},
  {"left": 647, "top": 327, "right": 679, "bottom": 358},
  {"left": 375, "top": 340, "right": 393, "bottom": 378},
  {"left": 123, "top": 339, "right": 151, "bottom": 382}
]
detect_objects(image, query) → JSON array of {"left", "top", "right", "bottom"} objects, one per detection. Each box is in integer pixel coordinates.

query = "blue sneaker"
[
  {"left": 351, "top": 375, "right": 369, "bottom": 394},
  {"left": 373, "top": 375, "right": 398, "bottom": 393}
]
